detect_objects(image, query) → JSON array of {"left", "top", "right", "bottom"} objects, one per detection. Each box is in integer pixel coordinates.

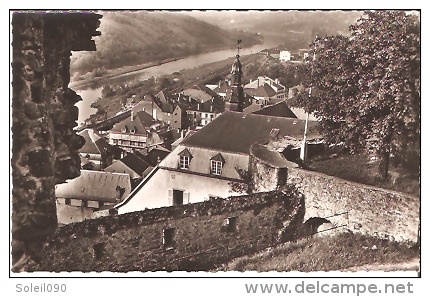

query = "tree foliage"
[{"left": 296, "top": 11, "right": 420, "bottom": 178}]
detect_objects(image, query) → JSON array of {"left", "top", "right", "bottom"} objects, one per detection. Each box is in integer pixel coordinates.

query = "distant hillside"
[
  {"left": 70, "top": 11, "right": 262, "bottom": 77},
  {"left": 186, "top": 10, "right": 363, "bottom": 49}
]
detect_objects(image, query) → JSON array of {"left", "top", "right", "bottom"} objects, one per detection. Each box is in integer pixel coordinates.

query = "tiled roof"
[
  {"left": 252, "top": 100, "right": 297, "bottom": 119},
  {"left": 187, "top": 96, "right": 225, "bottom": 113},
  {"left": 55, "top": 170, "right": 131, "bottom": 202},
  {"left": 182, "top": 111, "right": 320, "bottom": 155},
  {"left": 244, "top": 83, "right": 277, "bottom": 98},
  {"left": 144, "top": 146, "right": 171, "bottom": 166},
  {"left": 182, "top": 84, "right": 217, "bottom": 102},
  {"left": 78, "top": 129, "right": 113, "bottom": 156},
  {"left": 119, "top": 153, "right": 152, "bottom": 175},
  {"left": 110, "top": 110, "right": 158, "bottom": 134}
]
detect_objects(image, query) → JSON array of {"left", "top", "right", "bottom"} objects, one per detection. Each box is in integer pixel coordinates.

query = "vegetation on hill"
[
  {"left": 187, "top": 10, "right": 363, "bottom": 48},
  {"left": 221, "top": 232, "right": 418, "bottom": 272},
  {"left": 70, "top": 11, "right": 262, "bottom": 80}
]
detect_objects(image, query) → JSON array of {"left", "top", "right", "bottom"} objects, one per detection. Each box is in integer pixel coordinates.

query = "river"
[{"left": 72, "top": 42, "right": 278, "bottom": 124}]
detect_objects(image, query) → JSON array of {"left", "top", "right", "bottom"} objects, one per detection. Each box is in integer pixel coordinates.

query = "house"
[
  {"left": 244, "top": 83, "right": 277, "bottom": 106},
  {"left": 104, "top": 152, "right": 153, "bottom": 179},
  {"left": 137, "top": 145, "right": 171, "bottom": 167},
  {"left": 115, "top": 111, "right": 321, "bottom": 214},
  {"left": 252, "top": 100, "right": 298, "bottom": 119},
  {"left": 181, "top": 84, "right": 218, "bottom": 103},
  {"left": 244, "top": 76, "right": 288, "bottom": 102},
  {"left": 280, "top": 50, "right": 291, "bottom": 62},
  {"left": 78, "top": 129, "right": 115, "bottom": 170},
  {"left": 212, "top": 80, "right": 230, "bottom": 98},
  {"left": 55, "top": 170, "right": 131, "bottom": 224},
  {"left": 186, "top": 96, "right": 225, "bottom": 127},
  {"left": 108, "top": 110, "right": 164, "bottom": 152},
  {"left": 268, "top": 48, "right": 280, "bottom": 59}
]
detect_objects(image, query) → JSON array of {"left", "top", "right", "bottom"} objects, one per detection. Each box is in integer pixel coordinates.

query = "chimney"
[
  {"left": 275, "top": 78, "right": 279, "bottom": 84},
  {"left": 142, "top": 107, "right": 145, "bottom": 112},
  {"left": 131, "top": 110, "right": 134, "bottom": 121},
  {"left": 250, "top": 79, "right": 252, "bottom": 83},
  {"left": 218, "top": 80, "right": 222, "bottom": 88},
  {"left": 210, "top": 105, "right": 213, "bottom": 112},
  {"left": 153, "top": 108, "right": 157, "bottom": 120},
  {"left": 197, "top": 103, "right": 200, "bottom": 110}
]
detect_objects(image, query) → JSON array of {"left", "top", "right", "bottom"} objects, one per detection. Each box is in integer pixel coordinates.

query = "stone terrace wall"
[
  {"left": 38, "top": 190, "right": 304, "bottom": 271},
  {"left": 288, "top": 168, "right": 419, "bottom": 243},
  {"left": 11, "top": 13, "right": 101, "bottom": 267}
]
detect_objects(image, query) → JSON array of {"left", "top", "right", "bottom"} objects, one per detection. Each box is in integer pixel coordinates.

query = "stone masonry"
[{"left": 11, "top": 12, "right": 101, "bottom": 270}]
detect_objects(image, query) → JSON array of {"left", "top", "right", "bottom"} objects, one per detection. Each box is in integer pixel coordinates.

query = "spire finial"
[{"left": 237, "top": 39, "right": 242, "bottom": 56}]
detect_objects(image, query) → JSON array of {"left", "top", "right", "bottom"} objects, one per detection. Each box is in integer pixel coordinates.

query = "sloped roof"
[
  {"left": 110, "top": 110, "right": 157, "bottom": 134},
  {"left": 155, "top": 90, "right": 170, "bottom": 104},
  {"left": 144, "top": 146, "right": 171, "bottom": 166},
  {"left": 187, "top": 96, "right": 225, "bottom": 113},
  {"left": 244, "top": 83, "right": 277, "bottom": 98},
  {"left": 214, "top": 80, "right": 230, "bottom": 93},
  {"left": 119, "top": 153, "right": 152, "bottom": 175},
  {"left": 252, "top": 100, "right": 297, "bottom": 119},
  {"left": 78, "top": 129, "right": 113, "bottom": 156},
  {"left": 182, "top": 84, "right": 217, "bottom": 102},
  {"left": 250, "top": 142, "right": 298, "bottom": 168},
  {"left": 182, "top": 111, "right": 320, "bottom": 155},
  {"left": 55, "top": 170, "right": 131, "bottom": 202},
  {"left": 78, "top": 129, "right": 101, "bottom": 154}
]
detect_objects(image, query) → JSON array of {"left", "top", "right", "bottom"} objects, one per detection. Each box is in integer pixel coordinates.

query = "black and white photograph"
[{"left": 7, "top": 3, "right": 424, "bottom": 296}]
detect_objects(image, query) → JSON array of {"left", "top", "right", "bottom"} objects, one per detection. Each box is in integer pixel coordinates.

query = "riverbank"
[
  {"left": 87, "top": 53, "right": 264, "bottom": 122},
  {"left": 69, "top": 57, "right": 182, "bottom": 91}
]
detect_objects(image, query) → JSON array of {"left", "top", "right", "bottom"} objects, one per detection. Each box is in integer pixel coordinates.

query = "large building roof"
[
  {"left": 55, "top": 170, "right": 131, "bottom": 203},
  {"left": 182, "top": 84, "right": 217, "bottom": 102},
  {"left": 252, "top": 100, "right": 297, "bottom": 119},
  {"left": 181, "top": 111, "right": 320, "bottom": 154},
  {"left": 110, "top": 110, "right": 158, "bottom": 134},
  {"left": 244, "top": 83, "right": 277, "bottom": 98}
]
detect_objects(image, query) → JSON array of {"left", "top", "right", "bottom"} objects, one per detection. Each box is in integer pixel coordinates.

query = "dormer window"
[
  {"left": 178, "top": 148, "right": 192, "bottom": 170},
  {"left": 210, "top": 153, "right": 225, "bottom": 175}
]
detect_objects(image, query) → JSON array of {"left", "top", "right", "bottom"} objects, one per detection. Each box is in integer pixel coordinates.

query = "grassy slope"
[
  {"left": 221, "top": 232, "right": 418, "bottom": 272},
  {"left": 70, "top": 11, "right": 261, "bottom": 77}
]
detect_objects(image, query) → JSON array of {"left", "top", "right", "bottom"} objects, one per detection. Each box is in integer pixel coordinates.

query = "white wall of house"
[
  {"left": 117, "top": 168, "right": 244, "bottom": 214},
  {"left": 280, "top": 50, "right": 291, "bottom": 62},
  {"left": 56, "top": 203, "right": 94, "bottom": 225}
]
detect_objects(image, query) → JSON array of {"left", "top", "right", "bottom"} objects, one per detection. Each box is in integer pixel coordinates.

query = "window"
[
  {"left": 173, "top": 190, "right": 184, "bottom": 205},
  {"left": 178, "top": 148, "right": 192, "bottom": 169},
  {"left": 211, "top": 160, "right": 222, "bottom": 175},
  {"left": 222, "top": 216, "right": 238, "bottom": 233},
  {"left": 179, "top": 156, "right": 190, "bottom": 169},
  {"left": 163, "top": 228, "right": 175, "bottom": 249},
  {"left": 65, "top": 198, "right": 71, "bottom": 206},
  {"left": 210, "top": 153, "right": 225, "bottom": 175}
]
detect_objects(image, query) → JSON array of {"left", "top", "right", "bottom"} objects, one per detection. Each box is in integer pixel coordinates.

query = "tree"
[{"left": 296, "top": 11, "right": 420, "bottom": 179}]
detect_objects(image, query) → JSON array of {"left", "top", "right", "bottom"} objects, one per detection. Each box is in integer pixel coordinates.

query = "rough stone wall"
[
  {"left": 288, "top": 168, "right": 419, "bottom": 243},
  {"left": 37, "top": 190, "right": 304, "bottom": 271},
  {"left": 11, "top": 12, "right": 101, "bottom": 268},
  {"left": 249, "top": 154, "right": 288, "bottom": 194}
]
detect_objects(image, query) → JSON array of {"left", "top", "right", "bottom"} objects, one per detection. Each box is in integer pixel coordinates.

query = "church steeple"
[{"left": 226, "top": 40, "right": 245, "bottom": 112}]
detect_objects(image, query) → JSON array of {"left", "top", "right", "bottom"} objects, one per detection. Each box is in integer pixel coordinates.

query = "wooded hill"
[{"left": 70, "top": 11, "right": 262, "bottom": 77}]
